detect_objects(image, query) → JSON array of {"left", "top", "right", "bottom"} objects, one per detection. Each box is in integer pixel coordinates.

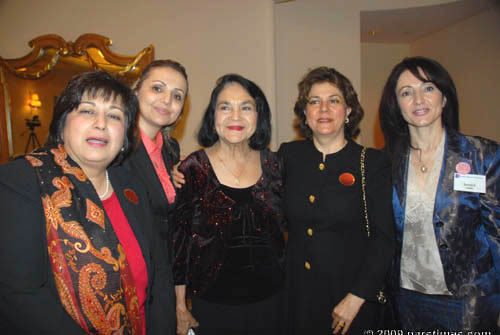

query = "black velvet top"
[{"left": 172, "top": 149, "right": 286, "bottom": 303}]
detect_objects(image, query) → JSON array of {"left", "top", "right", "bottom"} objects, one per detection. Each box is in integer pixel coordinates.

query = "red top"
[
  {"left": 141, "top": 130, "right": 176, "bottom": 204},
  {"left": 103, "top": 192, "right": 148, "bottom": 335}
]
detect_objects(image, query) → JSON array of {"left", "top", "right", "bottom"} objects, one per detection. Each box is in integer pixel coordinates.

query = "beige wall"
[
  {"left": 361, "top": 43, "right": 410, "bottom": 148},
  {"left": 273, "top": 0, "right": 455, "bottom": 147},
  {"left": 274, "top": 0, "right": 360, "bottom": 146},
  {"left": 360, "top": 7, "right": 500, "bottom": 148},
  {"left": 0, "top": 0, "right": 479, "bottom": 156},
  {"left": 0, "top": 0, "right": 276, "bottom": 155},
  {"left": 411, "top": 8, "right": 500, "bottom": 142}
]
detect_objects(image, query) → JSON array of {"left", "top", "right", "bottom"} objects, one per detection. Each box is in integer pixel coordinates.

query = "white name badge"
[{"left": 453, "top": 173, "right": 486, "bottom": 193}]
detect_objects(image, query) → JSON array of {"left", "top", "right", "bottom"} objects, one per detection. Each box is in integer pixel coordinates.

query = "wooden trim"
[{"left": 0, "top": 34, "right": 154, "bottom": 164}]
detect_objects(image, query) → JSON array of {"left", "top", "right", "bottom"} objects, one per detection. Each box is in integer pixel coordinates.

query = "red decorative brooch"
[
  {"left": 339, "top": 172, "right": 355, "bottom": 186},
  {"left": 124, "top": 189, "right": 139, "bottom": 205}
]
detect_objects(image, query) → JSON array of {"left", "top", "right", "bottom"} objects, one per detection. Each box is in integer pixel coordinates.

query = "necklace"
[
  {"left": 420, "top": 157, "right": 429, "bottom": 173},
  {"left": 415, "top": 150, "right": 431, "bottom": 173},
  {"left": 415, "top": 146, "right": 438, "bottom": 173},
  {"left": 412, "top": 132, "right": 445, "bottom": 174},
  {"left": 98, "top": 171, "right": 110, "bottom": 200},
  {"left": 217, "top": 152, "right": 248, "bottom": 186}
]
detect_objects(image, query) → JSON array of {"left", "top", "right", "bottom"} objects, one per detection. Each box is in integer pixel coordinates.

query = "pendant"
[{"left": 420, "top": 165, "right": 428, "bottom": 173}]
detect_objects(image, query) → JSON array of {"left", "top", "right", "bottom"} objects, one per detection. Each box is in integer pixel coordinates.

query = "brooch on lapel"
[
  {"left": 339, "top": 172, "right": 355, "bottom": 186},
  {"left": 456, "top": 161, "right": 471, "bottom": 174},
  {"left": 124, "top": 189, "right": 139, "bottom": 205}
]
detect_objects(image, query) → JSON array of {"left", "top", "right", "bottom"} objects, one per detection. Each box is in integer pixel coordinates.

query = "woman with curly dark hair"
[{"left": 279, "top": 66, "right": 395, "bottom": 334}]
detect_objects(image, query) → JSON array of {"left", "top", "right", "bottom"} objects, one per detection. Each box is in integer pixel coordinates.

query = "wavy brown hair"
[{"left": 294, "top": 66, "right": 363, "bottom": 140}]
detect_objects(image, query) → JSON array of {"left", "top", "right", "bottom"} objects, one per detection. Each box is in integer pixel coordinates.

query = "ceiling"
[{"left": 361, "top": 0, "right": 498, "bottom": 43}]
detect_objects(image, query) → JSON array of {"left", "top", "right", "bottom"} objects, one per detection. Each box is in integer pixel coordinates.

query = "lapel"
[
  {"left": 132, "top": 142, "right": 169, "bottom": 209},
  {"left": 392, "top": 150, "right": 409, "bottom": 234},
  {"left": 108, "top": 168, "right": 151, "bottom": 273},
  {"left": 433, "top": 129, "right": 475, "bottom": 225},
  {"left": 393, "top": 151, "right": 409, "bottom": 208}
]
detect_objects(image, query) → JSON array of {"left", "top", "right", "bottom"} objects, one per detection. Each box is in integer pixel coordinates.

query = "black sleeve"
[
  {"left": 277, "top": 142, "right": 288, "bottom": 198},
  {"left": 171, "top": 156, "right": 198, "bottom": 286},
  {"left": 0, "top": 160, "right": 83, "bottom": 333},
  {"left": 350, "top": 149, "right": 396, "bottom": 302},
  {"left": 147, "top": 214, "right": 177, "bottom": 335}
]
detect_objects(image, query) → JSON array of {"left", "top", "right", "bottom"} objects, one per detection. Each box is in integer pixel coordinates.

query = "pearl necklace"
[{"left": 98, "top": 171, "right": 110, "bottom": 200}]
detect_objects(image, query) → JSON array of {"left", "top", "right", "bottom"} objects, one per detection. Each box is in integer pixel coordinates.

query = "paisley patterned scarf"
[{"left": 26, "top": 144, "right": 142, "bottom": 335}]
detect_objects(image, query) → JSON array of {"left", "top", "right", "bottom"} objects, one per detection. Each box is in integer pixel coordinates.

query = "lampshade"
[{"left": 29, "top": 93, "right": 42, "bottom": 108}]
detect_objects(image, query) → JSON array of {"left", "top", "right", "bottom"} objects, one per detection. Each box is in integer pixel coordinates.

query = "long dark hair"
[
  {"left": 197, "top": 74, "right": 271, "bottom": 150},
  {"left": 379, "top": 56, "right": 459, "bottom": 174}
]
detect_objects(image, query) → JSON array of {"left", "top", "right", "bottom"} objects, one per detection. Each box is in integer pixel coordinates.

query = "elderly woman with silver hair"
[
  {"left": 379, "top": 56, "right": 500, "bottom": 331},
  {"left": 0, "top": 71, "right": 175, "bottom": 334}
]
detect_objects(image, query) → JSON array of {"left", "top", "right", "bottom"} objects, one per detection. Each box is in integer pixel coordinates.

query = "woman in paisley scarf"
[
  {"left": 380, "top": 56, "right": 500, "bottom": 331},
  {"left": 0, "top": 71, "right": 175, "bottom": 334}
]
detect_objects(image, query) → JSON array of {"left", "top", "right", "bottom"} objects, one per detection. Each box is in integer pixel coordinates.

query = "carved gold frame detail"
[{"left": 0, "top": 33, "right": 154, "bottom": 163}]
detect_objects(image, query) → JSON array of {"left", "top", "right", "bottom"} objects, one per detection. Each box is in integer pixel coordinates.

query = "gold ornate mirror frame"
[{"left": 0, "top": 33, "right": 154, "bottom": 163}]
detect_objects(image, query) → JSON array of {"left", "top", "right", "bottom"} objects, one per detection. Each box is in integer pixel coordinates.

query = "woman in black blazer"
[
  {"left": 124, "top": 60, "right": 188, "bottom": 260},
  {"left": 280, "top": 66, "right": 395, "bottom": 334},
  {"left": 0, "top": 71, "right": 175, "bottom": 334}
]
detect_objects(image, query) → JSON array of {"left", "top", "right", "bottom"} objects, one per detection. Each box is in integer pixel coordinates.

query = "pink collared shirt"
[{"left": 140, "top": 130, "right": 176, "bottom": 204}]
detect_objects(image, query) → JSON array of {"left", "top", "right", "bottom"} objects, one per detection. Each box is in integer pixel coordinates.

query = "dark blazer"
[
  {"left": 123, "top": 139, "right": 180, "bottom": 261},
  {"left": 391, "top": 129, "right": 500, "bottom": 326},
  {"left": 0, "top": 158, "right": 176, "bottom": 334},
  {"left": 279, "top": 140, "right": 395, "bottom": 334}
]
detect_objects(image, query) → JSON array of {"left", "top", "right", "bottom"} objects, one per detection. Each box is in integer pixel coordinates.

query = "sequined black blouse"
[{"left": 172, "top": 149, "right": 286, "bottom": 301}]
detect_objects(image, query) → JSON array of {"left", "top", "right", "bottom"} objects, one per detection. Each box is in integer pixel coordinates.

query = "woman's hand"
[
  {"left": 331, "top": 293, "right": 365, "bottom": 334},
  {"left": 176, "top": 306, "right": 199, "bottom": 335},
  {"left": 175, "top": 285, "right": 199, "bottom": 335},
  {"left": 173, "top": 155, "right": 186, "bottom": 188}
]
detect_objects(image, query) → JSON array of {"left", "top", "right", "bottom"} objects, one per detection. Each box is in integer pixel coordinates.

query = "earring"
[
  {"left": 121, "top": 147, "right": 125, "bottom": 152},
  {"left": 345, "top": 117, "right": 350, "bottom": 124}
]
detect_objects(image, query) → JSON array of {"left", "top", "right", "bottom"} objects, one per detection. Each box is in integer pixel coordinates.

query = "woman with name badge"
[{"left": 379, "top": 56, "right": 500, "bottom": 331}]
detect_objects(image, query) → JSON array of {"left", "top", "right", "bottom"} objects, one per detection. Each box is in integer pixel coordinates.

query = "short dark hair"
[
  {"left": 379, "top": 56, "right": 459, "bottom": 168},
  {"left": 197, "top": 74, "right": 272, "bottom": 150},
  {"left": 294, "top": 66, "right": 364, "bottom": 140},
  {"left": 47, "top": 71, "right": 139, "bottom": 165}
]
